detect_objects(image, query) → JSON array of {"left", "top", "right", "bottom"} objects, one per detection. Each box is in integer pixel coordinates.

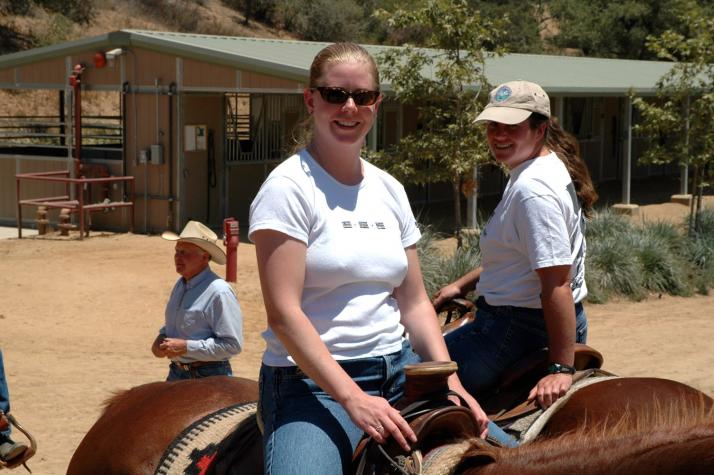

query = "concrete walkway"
[{"left": 0, "top": 226, "right": 38, "bottom": 239}]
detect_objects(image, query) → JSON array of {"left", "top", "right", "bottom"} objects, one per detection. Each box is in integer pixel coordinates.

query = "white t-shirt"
[
  {"left": 249, "top": 149, "right": 421, "bottom": 366},
  {"left": 477, "top": 152, "right": 587, "bottom": 308}
]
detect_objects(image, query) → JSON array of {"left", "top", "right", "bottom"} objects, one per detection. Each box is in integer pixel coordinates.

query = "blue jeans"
[
  {"left": 445, "top": 296, "right": 588, "bottom": 397},
  {"left": 258, "top": 341, "right": 516, "bottom": 474},
  {"left": 166, "top": 360, "right": 232, "bottom": 381},
  {"left": 0, "top": 350, "right": 12, "bottom": 440}
]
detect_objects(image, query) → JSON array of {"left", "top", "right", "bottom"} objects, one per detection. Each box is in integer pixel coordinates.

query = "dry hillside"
[{"left": 0, "top": 0, "right": 294, "bottom": 117}]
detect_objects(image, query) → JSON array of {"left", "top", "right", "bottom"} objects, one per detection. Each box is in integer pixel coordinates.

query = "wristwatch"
[{"left": 547, "top": 362, "right": 576, "bottom": 375}]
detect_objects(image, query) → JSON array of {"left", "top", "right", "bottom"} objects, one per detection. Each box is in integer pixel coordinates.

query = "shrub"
[
  {"left": 691, "top": 207, "right": 714, "bottom": 236},
  {"left": 1, "top": 0, "right": 33, "bottom": 15},
  {"left": 226, "top": 0, "right": 363, "bottom": 41},
  {"left": 295, "top": 0, "right": 362, "bottom": 41},
  {"left": 0, "top": 22, "right": 35, "bottom": 53},
  {"left": 136, "top": 0, "right": 201, "bottom": 32},
  {"left": 35, "top": 13, "right": 73, "bottom": 47},
  {"left": 684, "top": 236, "right": 714, "bottom": 294},
  {"left": 418, "top": 225, "right": 481, "bottom": 298},
  {"left": 586, "top": 233, "right": 647, "bottom": 301},
  {"left": 38, "top": 0, "right": 95, "bottom": 24},
  {"left": 585, "top": 209, "right": 632, "bottom": 241},
  {"left": 632, "top": 228, "right": 690, "bottom": 296}
]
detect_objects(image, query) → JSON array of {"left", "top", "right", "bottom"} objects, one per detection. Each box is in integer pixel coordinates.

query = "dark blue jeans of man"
[
  {"left": 445, "top": 296, "right": 588, "bottom": 397},
  {"left": 0, "top": 349, "right": 13, "bottom": 441},
  {"left": 166, "top": 360, "right": 233, "bottom": 381}
]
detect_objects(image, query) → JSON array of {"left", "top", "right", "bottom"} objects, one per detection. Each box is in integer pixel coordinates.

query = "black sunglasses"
[{"left": 312, "top": 86, "right": 381, "bottom": 106}]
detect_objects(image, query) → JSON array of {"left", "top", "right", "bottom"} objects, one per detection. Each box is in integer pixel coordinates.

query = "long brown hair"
[
  {"left": 290, "top": 43, "right": 380, "bottom": 153},
  {"left": 530, "top": 113, "right": 598, "bottom": 218}
]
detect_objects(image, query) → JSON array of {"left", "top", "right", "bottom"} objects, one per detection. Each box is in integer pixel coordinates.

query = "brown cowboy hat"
[{"left": 161, "top": 220, "right": 226, "bottom": 265}]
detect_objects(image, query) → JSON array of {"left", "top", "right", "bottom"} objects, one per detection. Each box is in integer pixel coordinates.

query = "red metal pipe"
[
  {"left": 16, "top": 176, "right": 22, "bottom": 238},
  {"left": 223, "top": 218, "right": 239, "bottom": 283},
  {"left": 70, "top": 64, "right": 85, "bottom": 179},
  {"left": 15, "top": 171, "right": 136, "bottom": 239}
]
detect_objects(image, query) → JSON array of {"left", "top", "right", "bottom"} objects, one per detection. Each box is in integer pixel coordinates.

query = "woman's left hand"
[
  {"left": 448, "top": 379, "right": 489, "bottom": 439},
  {"left": 528, "top": 373, "right": 573, "bottom": 409}
]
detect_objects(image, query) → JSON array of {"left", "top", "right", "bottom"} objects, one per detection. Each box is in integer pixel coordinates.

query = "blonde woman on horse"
[{"left": 249, "top": 43, "right": 515, "bottom": 474}]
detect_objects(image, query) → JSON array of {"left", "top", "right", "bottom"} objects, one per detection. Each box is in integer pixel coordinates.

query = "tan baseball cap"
[
  {"left": 162, "top": 220, "right": 227, "bottom": 265},
  {"left": 475, "top": 80, "right": 550, "bottom": 124}
]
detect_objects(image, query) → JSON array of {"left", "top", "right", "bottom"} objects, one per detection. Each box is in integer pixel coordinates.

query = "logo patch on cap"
[{"left": 494, "top": 86, "right": 512, "bottom": 102}]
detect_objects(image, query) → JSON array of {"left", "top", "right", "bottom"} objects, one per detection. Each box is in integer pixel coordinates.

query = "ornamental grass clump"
[
  {"left": 586, "top": 232, "right": 647, "bottom": 302},
  {"left": 417, "top": 225, "right": 481, "bottom": 298},
  {"left": 417, "top": 224, "right": 446, "bottom": 296},
  {"left": 585, "top": 208, "right": 633, "bottom": 241},
  {"left": 434, "top": 232, "right": 481, "bottom": 297},
  {"left": 633, "top": 223, "right": 690, "bottom": 297},
  {"left": 683, "top": 208, "right": 714, "bottom": 294}
]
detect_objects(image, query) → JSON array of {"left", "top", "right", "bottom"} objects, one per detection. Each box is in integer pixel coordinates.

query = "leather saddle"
[
  {"left": 479, "top": 344, "right": 603, "bottom": 420},
  {"left": 437, "top": 298, "right": 476, "bottom": 335},
  {"left": 435, "top": 297, "right": 604, "bottom": 418},
  {"left": 352, "top": 343, "right": 604, "bottom": 474},
  {"left": 353, "top": 361, "right": 481, "bottom": 475}
]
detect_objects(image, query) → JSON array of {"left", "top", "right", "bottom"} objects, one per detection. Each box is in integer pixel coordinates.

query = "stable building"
[{"left": 0, "top": 30, "right": 683, "bottom": 235}]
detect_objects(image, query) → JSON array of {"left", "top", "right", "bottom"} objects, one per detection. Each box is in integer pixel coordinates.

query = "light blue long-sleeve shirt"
[{"left": 160, "top": 266, "right": 243, "bottom": 363}]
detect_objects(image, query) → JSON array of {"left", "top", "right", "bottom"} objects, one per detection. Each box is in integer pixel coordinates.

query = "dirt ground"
[{"left": 1, "top": 198, "right": 713, "bottom": 475}]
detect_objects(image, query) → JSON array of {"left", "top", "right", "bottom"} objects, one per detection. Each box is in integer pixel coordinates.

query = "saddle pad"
[
  {"left": 507, "top": 373, "right": 618, "bottom": 443},
  {"left": 155, "top": 401, "right": 258, "bottom": 475},
  {"left": 421, "top": 440, "right": 472, "bottom": 475}
]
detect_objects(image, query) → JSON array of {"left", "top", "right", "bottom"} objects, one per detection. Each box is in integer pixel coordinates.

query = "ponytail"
[{"left": 529, "top": 114, "right": 598, "bottom": 218}]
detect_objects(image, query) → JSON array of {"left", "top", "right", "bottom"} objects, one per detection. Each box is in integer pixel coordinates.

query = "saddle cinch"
[{"left": 0, "top": 411, "right": 37, "bottom": 472}]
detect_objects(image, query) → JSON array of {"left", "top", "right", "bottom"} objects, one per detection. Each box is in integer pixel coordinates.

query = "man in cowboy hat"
[{"left": 151, "top": 221, "right": 243, "bottom": 381}]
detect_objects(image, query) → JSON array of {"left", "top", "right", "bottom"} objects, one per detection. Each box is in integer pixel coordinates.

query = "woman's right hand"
[
  {"left": 342, "top": 391, "right": 417, "bottom": 451},
  {"left": 432, "top": 283, "right": 464, "bottom": 310}
]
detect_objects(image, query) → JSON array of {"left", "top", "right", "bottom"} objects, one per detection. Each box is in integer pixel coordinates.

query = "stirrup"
[{"left": 0, "top": 411, "right": 37, "bottom": 472}]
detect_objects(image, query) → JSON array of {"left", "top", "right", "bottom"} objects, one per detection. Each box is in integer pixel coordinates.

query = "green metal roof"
[{"left": 0, "top": 29, "right": 675, "bottom": 95}]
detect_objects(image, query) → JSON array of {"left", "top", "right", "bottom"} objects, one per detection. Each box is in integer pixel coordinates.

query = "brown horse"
[
  {"left": 458, "top": 402, "right": 714, "bottom": 474},
  {"left": 66, "top": 376, "right": 259, "bottom": 475},
  {"left": 67, "top": 374, "right": 713, "bottom": 474}
]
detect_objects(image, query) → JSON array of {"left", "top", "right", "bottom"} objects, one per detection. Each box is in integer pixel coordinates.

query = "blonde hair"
[{"left": 291, "top": 43, "right": 380, "bottom": 153}]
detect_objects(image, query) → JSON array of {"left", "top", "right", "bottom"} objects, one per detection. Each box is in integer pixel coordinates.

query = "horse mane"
[
  {"left": 461, "top": 402, "right": 714, "bottom": 474},
  {"left": 101, "top": 389, "right": 131, "bottom": 413},
  {"left": 100, "top": 381, "right": 170, "bottom": 415}
]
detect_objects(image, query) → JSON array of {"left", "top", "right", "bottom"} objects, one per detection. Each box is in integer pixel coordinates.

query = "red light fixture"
[{"left": 93, "top": 52, "right": 107, "bottom": 69}]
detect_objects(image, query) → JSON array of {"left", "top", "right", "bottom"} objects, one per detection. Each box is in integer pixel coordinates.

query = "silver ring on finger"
[{"left": 374, "top": 424, "right": 384, "bottom": 434}]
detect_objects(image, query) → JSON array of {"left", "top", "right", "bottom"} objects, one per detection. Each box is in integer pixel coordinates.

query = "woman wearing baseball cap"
[{"left": 433, "top": 80, "right": 598, "bottom": 409}]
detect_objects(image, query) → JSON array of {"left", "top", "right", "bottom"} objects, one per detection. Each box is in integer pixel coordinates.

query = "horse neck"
[{"left": 465, "top": 420, "right": 714, "bottom": 475}]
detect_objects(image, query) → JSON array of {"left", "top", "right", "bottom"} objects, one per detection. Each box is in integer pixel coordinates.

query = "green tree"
[
  {"left": 467, "top": 1, "right": 545, "bottom": 54},
  {"left": 368, "top": 0, "right": 506, "bottom": 246},
  {"left": 631, "top": 3, "right": 714, "bottom": 233},
  {"left": 548, "top": 0, "right": 712, "bottom": 59},
  {"left": 363, "top": 0, "right": 543, "bottom": 53}
]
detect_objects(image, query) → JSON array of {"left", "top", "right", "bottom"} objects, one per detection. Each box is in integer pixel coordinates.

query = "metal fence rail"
[{"left": 16, "top": 170, "right": 135, "bottom": 240}]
